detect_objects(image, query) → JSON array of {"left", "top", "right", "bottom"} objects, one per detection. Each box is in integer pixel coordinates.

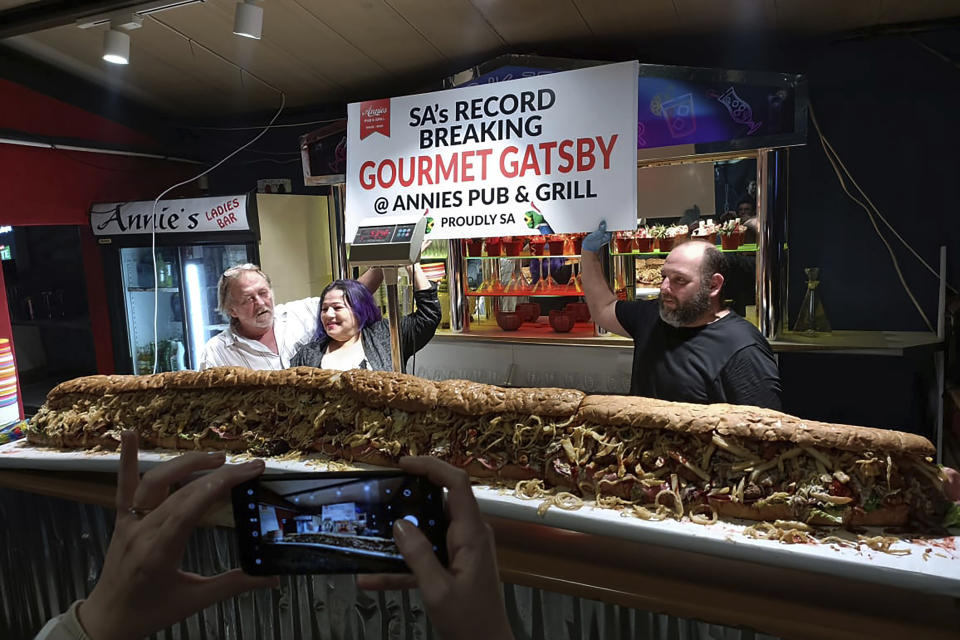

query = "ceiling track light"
[
  {"left": 233, "top": 1, "right": 263, "bottom": 40},
  {"left": 103, "top": 21, "right": 132, "bottom": 64},
  {"left": 77, "top": 0, "right": 206, "bottom": 29}
]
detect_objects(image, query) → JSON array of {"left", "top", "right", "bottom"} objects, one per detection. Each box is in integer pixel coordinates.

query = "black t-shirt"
[{"left": 615, "top": 300, "right": 782, "bottom": 409}]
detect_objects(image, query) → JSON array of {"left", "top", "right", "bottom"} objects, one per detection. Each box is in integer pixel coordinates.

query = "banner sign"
[
  {"left": 91, "top": 195, "right": 250, "bottom": 236},
  {"left": 461, "top": 62, "right": 804, "bottom": 153},
  {"left": 346, "top": 61, "right": 639, "bottom": 238}
]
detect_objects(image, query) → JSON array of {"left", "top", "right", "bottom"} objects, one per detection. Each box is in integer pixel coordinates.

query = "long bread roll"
[{"left": 24, "top": 367, "right": 948, "bottom": 528}]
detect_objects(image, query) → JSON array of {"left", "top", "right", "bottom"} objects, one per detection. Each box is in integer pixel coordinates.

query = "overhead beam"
[{"left": 0, "top": 1, "right": 153, "bottom": 39}]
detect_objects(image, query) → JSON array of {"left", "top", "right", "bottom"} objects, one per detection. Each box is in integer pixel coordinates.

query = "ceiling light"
[
  {"left": 233, "top": 1, "right": 263, "bottom": 40},
  {"left": 103, "top": 27, "right": 130, "bottom": 65}
]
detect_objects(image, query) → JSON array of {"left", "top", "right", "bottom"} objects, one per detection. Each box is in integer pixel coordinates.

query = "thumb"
[
  {"left": 393, "top": 519, "right": 449, "bottom": 591},
  {"left": 598, "top": 220, "right": 607, "bottom": 233}
]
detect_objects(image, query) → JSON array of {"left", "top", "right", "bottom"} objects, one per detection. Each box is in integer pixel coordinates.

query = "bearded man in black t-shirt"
[{"left": 580, "top": 222, "right": 781, "bottom": 409}]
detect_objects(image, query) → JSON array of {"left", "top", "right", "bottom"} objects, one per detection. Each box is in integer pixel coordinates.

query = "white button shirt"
[{"left": 199, "top": 297, "right": 321, "bottom": 370}]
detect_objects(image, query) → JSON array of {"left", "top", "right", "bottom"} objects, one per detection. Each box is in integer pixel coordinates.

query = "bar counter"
[{"left": 0, "top": 466, "right": 956, "bottom": 640}]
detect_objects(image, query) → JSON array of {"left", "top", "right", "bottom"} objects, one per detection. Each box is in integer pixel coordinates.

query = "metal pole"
[
  {"left": 935, "top": 245, "right": 946, "bottom": 464},
  {"left": 328, "top": 183, "right": 348, "bottom": 281},
  {"left": 382, "top": 267, "right": 403, "bottom": 372},
  {"left": 757, "top": 148, "right": 789, "bottom": 340},
  {"left": 447, "top": 239, "right": 467, "bottom": 332}
]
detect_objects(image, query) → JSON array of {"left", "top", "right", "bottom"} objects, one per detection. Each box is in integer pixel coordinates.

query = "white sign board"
[
  {"left": 91, "top": 195, "right": 250, "bottom": 236},
  {"left": 322, "top": 502, "right": 356, "bottom": 521},
  {"left": 346, "top": 61, "right": 639, "bottom": 240}
]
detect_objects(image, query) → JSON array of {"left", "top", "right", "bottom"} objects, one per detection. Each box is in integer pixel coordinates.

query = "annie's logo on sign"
[
  {"left": 90, "top": 195, "right": 250, "bottom": 236},
  {"left": 360, "top": 98, "right": 391, "bottom": 140}
]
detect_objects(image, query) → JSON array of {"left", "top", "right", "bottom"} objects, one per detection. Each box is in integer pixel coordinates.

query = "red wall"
[
  {"left": 0, "top": 145, "right": 199, "bottom": 226},
  {"left": 0, "top": 79, "right": 201, "bottom": 410},
  {"left": 0, "top": 78, "right": 160, "bottom": 147}
]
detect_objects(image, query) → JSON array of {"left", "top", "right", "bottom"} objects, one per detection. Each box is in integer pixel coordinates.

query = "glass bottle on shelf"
[
  {"left": 155, "top": 255, "right": 167, "bottom": 288},
  {"left": 793, "top": 267, "right": 831, "bottom": 335}
]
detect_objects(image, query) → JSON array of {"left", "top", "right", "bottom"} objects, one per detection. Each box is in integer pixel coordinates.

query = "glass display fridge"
[
  {"left": 92, "top": 195, "right": 259, "bottom": 374},
  {"left": 111, "top": 244, "right": 254, "bottom": 373}
]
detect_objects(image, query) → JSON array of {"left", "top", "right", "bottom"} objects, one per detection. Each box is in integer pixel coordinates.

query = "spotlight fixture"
[
  {"left": 103, "top": 24, "right": 131, "bottom": 64},
  {"left": 233, "top": 1, "right": 263, "bottom": 40},
  {"left": 78, "top": 1, "right": 205, "bottom": 66}
]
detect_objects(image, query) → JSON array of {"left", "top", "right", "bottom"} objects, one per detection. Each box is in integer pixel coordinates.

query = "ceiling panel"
[
  {"left": 674, "top": 0, "right": 777, "bottom": 33},
  {"left": 573, "top": 0, "right": 681, "bottom": 38},
  {"left": 386, "top": 0, "right": 504, "bottom": 60},
  {"left": 1, "top": 0, "right": 958, "bottom": 117},
  {"left": 773, "top": 0, "right": 882, "bottom": 33},
  {"left": 877, "top": 0, "right": 960, "bottom": 25},
  {"left": 295, "top": 0, "right": 450, "bottom": 73},
  {"left": 151, "top": 2, "right": 341, "bottom": 97},
  {"left": 469, "top": 0, "right": 592, "bottom": 45},
  {"left": 265, "top": 0, "right": 388, "bottom": 88}
]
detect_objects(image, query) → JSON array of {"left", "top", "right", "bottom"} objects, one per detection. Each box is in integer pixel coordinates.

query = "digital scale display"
[
  {"left": 353, "top": 223, "right": 416, "bottom": 245},
  {"left": 349, "top": 215, "right": 426, "bottom": 271},
  {"left": 354, "top": 225, "right": 395, "bottom": 244}
]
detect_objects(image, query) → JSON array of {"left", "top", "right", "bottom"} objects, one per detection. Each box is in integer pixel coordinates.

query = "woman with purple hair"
[{"left": 290, "top": 264, "right": 440, "bottom": 372}]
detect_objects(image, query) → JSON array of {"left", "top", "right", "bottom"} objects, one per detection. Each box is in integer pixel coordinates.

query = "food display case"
[
  {"left": 458, "top": 233, "right": 595, "bottom": 337},
  {"left": 610, "top": 151, "right": 765, "bottom": 320},
  {"left": 444, "top": 148, "right": 771, "bottom": 338}
]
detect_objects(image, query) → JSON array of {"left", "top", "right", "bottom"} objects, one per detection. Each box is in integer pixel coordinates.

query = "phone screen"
[{"left": 232, "top": 471, "right": 448, "bottom": 574}]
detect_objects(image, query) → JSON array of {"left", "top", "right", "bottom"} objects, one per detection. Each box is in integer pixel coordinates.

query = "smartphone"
[{"left": 232, "top": 470, "right": 448, "bottom": 575}]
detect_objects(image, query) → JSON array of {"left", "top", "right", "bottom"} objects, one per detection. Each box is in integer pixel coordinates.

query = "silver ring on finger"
[{"left": 128, "top": 506, "right": 152, "bottom": 519}]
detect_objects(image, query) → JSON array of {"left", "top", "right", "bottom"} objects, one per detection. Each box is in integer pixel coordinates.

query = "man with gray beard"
[{"left": 580, "top": 222, "right": 781, "bottom": 409}]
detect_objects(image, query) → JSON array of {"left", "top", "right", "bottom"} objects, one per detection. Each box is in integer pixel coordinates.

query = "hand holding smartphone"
[{"left": 232, "top": 470, "right": 448, "bottom": 575}]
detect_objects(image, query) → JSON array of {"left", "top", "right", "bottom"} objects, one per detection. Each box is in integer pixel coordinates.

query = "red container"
[
  {"left": 564, "top": 302, "right": 590, "bottom": 323},
  {"left": 570, "top": 234, "right": 585, "bottom": 255},
  {"left": 720, "top": 234, "right": 740, "bottom": 250},
  {"left": 694, "top": 232, "right": 717, "bottom": 245},
  {"left": 464, "top": 238, "right": 483, "bottom": 257},
  {"left": 516, "top": 302, "right": 541, "bottom": 323},
  {"left": 657, "top": 237, "right": 676, "bottom": 252},
  {"left": 495, "top": 311, "right": 522, "bottom": 331},
  {"left": 614, "top": 237, "right": 634, "bottom": 253},
  {"left": 503, "top": 239, "right": 523, "bottom": 256},
  {"left": 635, "top": 237, "right": 654, "bottom": 253},
  {"left": 485, "top": 238, "right": 502, "bottom": 256},
  {"left": 549, "top": 312, "right": 575, "bottom": 333},
  {"left": 528, "top": 236, "right": 546, "bottom": 255},
  {"left": 547, "top": 238, "right": 565, "bottom": 256}
]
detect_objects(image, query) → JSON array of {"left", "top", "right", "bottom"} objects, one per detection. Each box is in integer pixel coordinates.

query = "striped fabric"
[{"left": 0, "top": 339, "right": 19, "bottom": 428}]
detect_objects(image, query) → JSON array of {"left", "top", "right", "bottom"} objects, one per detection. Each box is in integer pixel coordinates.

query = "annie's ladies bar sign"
[
  {"left": 346, "top": 61, "right": 639, "bottom": 240},
  {"left": 90, "top": 195, "right": 250, "bottom": 236}
]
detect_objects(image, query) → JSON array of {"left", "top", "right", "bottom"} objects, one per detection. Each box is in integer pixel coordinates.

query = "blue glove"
[{"left": 582, "top": 221, "right": 612, "bottom": 253}]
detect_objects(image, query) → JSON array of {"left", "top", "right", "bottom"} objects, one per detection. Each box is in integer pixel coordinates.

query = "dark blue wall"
[{"left": 777, "top": 30, "right": 958, "bottom": 437}]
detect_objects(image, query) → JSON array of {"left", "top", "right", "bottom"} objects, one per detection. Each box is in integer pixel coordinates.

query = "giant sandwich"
[{"left": 24, "top": 367, "right": 951, "bottom": 528}]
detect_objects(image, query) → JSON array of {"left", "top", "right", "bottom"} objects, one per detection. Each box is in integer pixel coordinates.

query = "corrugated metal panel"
[{"left": 0, "top": 488, "right": 777, "bottom": 640}]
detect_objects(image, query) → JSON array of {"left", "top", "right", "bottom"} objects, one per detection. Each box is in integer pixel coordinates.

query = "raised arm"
[
  {"left": 358, "top": 267, "right": 384, "bottom": 293},
  {"left": 400, "top": 263, "right": 442, "bottom": 359},
  {"left": 408, "top": 262, "right": 432, "bottom": 291},
  {"left": 580, "top": 222, "right": 628, "bottom": 337}
]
